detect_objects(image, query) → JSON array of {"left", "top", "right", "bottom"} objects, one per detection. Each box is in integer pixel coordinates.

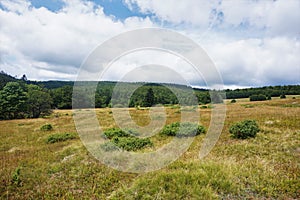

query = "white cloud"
[
  {"left": 124, "top": 0, "right": 300, "bottom": 86},
  {"left": 219, "top": 0, "right": 300, "bottom": 37},
  {"left": 126, "top": 0, "right": 300, "bottom": 37},
  {"left": 0, "top": 0, "right": 299, "bottom": 87},
  {"left": 101, "top": 49, "right": 198, "bottom": 85},
  {"left": 266, "top": 0, "right": 300, "bottom": 37},
  {"left": 0, "top": 0, "right": 31, "bottom": 13},
  {"left": 0, "top": 0, "right": 154, "bottom": 80},
  {"left": 204, "top": 36, "right": 300, "bottom": 86},
  {"left": 125, "top": 0, "right": 218, "bottom": 29}
]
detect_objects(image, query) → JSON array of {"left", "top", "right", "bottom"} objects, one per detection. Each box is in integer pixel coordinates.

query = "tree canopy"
[
  {"left": 0, "top": 82, "right": 52, "bottom": 120},
  {"left": 0, "top": 71, "right": 300, "bottom": 120}
]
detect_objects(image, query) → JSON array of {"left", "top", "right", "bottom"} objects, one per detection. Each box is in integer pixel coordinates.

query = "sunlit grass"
[{"left": 1, "top": 98, "right": 299, "bottom": 199}]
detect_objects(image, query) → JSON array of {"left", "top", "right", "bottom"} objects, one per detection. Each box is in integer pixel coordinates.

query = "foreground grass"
[{"left": 0, "top": 98, "right": 299, "bottom": 199}]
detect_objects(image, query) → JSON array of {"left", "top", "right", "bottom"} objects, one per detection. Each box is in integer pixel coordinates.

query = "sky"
[{"left": 0, "top": 0, "right": 299, "bottom": 89}]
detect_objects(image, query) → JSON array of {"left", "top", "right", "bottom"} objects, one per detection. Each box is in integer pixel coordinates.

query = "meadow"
[{"left": 1, "top": 96, "right": 299, "bottom": 199}]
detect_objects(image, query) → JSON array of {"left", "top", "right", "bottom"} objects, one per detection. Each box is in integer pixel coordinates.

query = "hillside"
[
  {"left": 1, "top": 97, "right": 299, "bottom": 199},
  {"left": 1, "top": 71, "right": 299, "bottom": 100},
  {"left": 0, "top": 71, "right": 19, "bottom": 89},
  {"left": 0, "top": 71, "right": 299, "bottom": 114}
]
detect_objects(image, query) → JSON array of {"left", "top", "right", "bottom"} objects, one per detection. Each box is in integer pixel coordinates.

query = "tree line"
[
  {"left": 0, "top": 82, "right": 52, "bottom": 119},
  {"left": 0, "top": 71, "right": 299, "bottom": 120},
  {"left": 225, "top": 85, "right": 300, "bottom": 99}
]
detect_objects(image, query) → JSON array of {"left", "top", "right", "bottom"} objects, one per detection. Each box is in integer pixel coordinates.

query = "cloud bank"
[{"left": 0, "top": 0, "right": 299, "bottom": 88}]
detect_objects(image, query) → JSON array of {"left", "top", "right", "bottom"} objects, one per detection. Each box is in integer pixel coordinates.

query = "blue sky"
[
  {"left": 0, "top": 0, "right": 299, "bottom": 88},
  {"left": 29, "top": 0, "right": 146, "bottom": 19},
  {"left": 28, "top": 0, "right": 64, "bottom": 12}
]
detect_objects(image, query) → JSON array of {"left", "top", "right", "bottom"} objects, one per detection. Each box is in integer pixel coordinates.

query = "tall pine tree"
[{"left": 143, "top": 88, "right": 155, "bottom": 107}]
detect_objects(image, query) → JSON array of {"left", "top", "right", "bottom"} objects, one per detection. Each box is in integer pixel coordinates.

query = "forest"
[{"left": 1, "top": 71, "right": 300, "bottom": 120}]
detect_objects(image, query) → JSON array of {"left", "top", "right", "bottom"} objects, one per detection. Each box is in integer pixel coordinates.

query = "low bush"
[
  {"left": 231, "top": 99, "right": 237, "bottom": 103},
  {"left": 104, "top": 128, "right": 130, "bottom": 139},
  {"left": 280, "top": 94, "right": 286, "bottom": 99},
  {"left": 160, "top": 122, "right": 206, "bottom": 137},
  {"left": 102, "top": 128, "right": 152, "bottom": 151},
  {"left": 40, "top": 123, "right": 53, "bottom": 131},
  {"left": 112, "top": 137, "right": 153, "bottom": 151},
  {"left": 46, "top": 133, "right": 77, "bottom": 144},
  {"left": 229, "top": 120, "right": 260, "bottom": 139}
]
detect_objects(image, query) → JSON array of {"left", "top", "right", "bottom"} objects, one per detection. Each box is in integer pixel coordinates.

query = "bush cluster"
[
  {"left": 280, "top": 94, "right": 286, "bottom": 99},
  {"left": 103, "top": 128, "right": 131, "bottom": 139},
  {"left": 112, "top": 137, "right": 152, "bottom": 151},
  {"left": 160, "top": 122, "right": 206, "bottom": 137},
  {"left": 46, "top": 133, "right": 77, "bottom": 144},
  {"left": 40, "top": 124, "right": 53, "bottom": 131},
  {"left": 102, "top": 128, "right": 152, "bottom": 151},
  {"left": 249, "top": 94, "right": 267, "bottom": 101},
  {"left": 229, "top": 120, "right": 260, "bottom": 139}
]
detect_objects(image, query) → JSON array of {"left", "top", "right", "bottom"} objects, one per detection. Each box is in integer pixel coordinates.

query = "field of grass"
[{"left": 1, "top": 97, "right": 299, "bottom": 199}]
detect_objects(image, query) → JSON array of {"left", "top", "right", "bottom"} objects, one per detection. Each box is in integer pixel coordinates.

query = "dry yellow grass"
[{"left": 0, "top": 97, "right": 299, "bottom": 199}]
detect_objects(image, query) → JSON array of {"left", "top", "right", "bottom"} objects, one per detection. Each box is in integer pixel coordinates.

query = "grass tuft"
[
  {"left": 40, "top": 123, "right": 53, "bottom": 131},
  {"left": 46, "top": 132, "right": 77, "bottom": 144}
]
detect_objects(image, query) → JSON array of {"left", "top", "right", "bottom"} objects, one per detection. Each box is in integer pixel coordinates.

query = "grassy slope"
[{"left": 0, "top": 97, "right": 299, "bottom": 199}]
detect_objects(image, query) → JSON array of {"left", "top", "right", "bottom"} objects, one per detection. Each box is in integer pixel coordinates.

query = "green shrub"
[
  {"left": 160, "top": 122, "right": 206, "bottom": 137},
  {"left": 200, "top": 105, "right": 208, "bottom": 109},
  {"left": 160, "top": 122, "right": 180, "bottom": 136},
  {"left": 102, "top": 128, "right": 152, "bottom": 151},
  {"left": 229, "top": 120, "right": 260, "bottom": 139},
  {"left": 280, "top": 94, "right": 286, "bottom": 99},
  {"left": 231, "top": 99, "right": 236, "bottom": 103},
  {"left": 40, "top": 123, "right": 53, "bottom": 131},
  {"left": 11, "top": 167, "right": 21, "bottom": 186},
  {"left": 112, "top": 137, "right": 152, "bottom": 151},
  {"left": 104, "top": 128, "right": 130, "bottom": 139},
  {"left": 46, "top": 133, "right": 77, "bottom": 144}
]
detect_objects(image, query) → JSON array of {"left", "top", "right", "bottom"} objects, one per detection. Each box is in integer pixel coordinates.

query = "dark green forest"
[{"left": 0, "top": 71, "right": 299, "bottom": 120}]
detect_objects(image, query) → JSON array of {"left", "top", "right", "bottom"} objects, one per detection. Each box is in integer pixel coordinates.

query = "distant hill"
[
  {"left": 0, "top": 71, "right": 299, "bottom": 101},
  {"left": 225, "top": 85, "right": 300, "bottom": 99},
  {"left": 0, "top": 71, "right": 19, "bottom": 89},
  {"left": 26, "top": 80, "right": 74, "bottom": 89}
]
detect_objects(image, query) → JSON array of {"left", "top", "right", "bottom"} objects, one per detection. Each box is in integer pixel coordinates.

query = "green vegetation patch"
[
  {"left": 160, "top": 122, "right": 206, "bottom": 137},
  {"left": 281, "top": 103, "right": 300, "bottom": 108},
  {"left": 102, "top": 128, "right": 153, "bottom": 151},
  {"left": 40, "top": 123, "right": 53, "bottom": 131},
  {"left": 112, "top": 137, "right": 152, "bottom": 151},
  {"left": 11, "top": 167, "right": 22, "bottom": 186},
  {"left": 229, "top": 120, "right": 260, "bottom": 139},
  {"left": 46, "top": 132, "right": 77, "bottom": 144},
  {"left": 111, "top": 162, "right": 236, "bottom": 200},
  {"left": 103, "top": 128, "right": 132, "bottom": 139}
]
